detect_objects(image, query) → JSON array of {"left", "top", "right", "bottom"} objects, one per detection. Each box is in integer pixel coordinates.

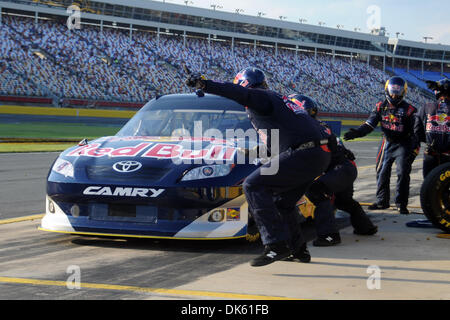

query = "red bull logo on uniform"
[
  {"left": 426, "top": 113, "right": 450, "bottom": 133},
  {"left": 427, "top": 113, "right": 450, "bottom": 126},
  {"left": 382, "top": 114, "right": 401, "bottom": 123},
  {"left": 381, "top": 112, "right": 404, "bottom": 132}
]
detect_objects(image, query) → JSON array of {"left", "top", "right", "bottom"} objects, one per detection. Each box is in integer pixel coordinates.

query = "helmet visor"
[{"left": 387, "top": 83, "right": 405, "bottom": 97}]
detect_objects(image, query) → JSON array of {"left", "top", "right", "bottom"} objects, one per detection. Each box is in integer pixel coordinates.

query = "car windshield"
[{"left": 116, "top": 105, "right": 253, "bottom": 138}]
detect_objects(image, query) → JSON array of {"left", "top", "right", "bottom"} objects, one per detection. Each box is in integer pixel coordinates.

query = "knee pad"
[{"left": 305, "top": 181, "right": 332, "bottom": 205}]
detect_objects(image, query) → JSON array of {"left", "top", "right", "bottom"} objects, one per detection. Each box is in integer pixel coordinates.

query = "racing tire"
[{"left": 420, "top": 162, "right": 450, "bottom": 233}]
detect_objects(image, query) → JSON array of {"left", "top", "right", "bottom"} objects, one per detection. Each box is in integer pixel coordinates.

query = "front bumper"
[{"left": 40, "top": 193, "right": 249, "bottom": 240}]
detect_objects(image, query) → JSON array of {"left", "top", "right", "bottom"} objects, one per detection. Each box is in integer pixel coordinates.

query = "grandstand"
[{"left": 0, "top": 0, "right": 449, "bottom": 115}]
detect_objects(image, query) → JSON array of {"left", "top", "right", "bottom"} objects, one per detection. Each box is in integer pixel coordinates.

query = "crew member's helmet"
[
  {"left": 385, "top": 76, "right": 408, "bottom": 105},
  {"left": 427, "top": 79, "right": 450, "bottom": 100},
  {"left": 233, "top": 67, "right": 268, "bottom": 89},
  {"left": 288, "top": 93, "right": 319, "bottom": 118}
]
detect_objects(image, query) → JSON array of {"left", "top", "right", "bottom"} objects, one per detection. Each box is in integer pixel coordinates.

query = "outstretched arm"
[
  {"left": 186, "top": 75, "right": 273, "bottom": 115},
  {"left": 343, "top": 107, "right": 380, "bottom": 140},
  {"left": 204, "top": 81, "right": 273, "bottom": 115}
]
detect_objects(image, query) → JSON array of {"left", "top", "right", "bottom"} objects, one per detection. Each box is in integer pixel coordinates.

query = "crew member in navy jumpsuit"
[
  {"left": 415, "top": 79, "right": 450, "bottom": 178},
  {"left": 289, "top": 94, "right": 377, "bottom": 247},
  {"left": 186, "top": 67, "right": 332, "bottom": 266},
  {"left": 344, "top": 76, "right": 419, "bottom": 215}
]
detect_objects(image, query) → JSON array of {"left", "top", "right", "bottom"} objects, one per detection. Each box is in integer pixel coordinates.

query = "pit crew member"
[
  {"left": 343, "top": 76, "right": 418, "bottom": 215},
  {"left": 186, "top": 67, "right": 332, "bottom": 266}
]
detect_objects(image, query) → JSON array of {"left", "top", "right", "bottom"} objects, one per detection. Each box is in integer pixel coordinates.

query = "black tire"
[{"left": 420, "top": 162, "right": 450, "bottom": 233}]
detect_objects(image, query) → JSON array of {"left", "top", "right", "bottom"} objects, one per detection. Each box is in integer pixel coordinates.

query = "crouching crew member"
[{"left": 289, "top": 94, "right": 378, "bottom": 247}]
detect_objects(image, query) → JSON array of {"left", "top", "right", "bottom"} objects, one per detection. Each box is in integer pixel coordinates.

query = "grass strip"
[
  {"left": 0, "top": 142, "right": 77, "bottom": 153},
  {"left": 0, "top": 122, "right": 119, "bottom": 139}
]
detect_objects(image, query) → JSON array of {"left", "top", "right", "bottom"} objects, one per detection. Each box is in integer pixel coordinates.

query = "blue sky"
[{"left": 167, "top": 0, "right": 450, "bottom": 45}]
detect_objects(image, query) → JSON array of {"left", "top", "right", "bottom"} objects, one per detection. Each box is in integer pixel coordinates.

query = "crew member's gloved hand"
[
  {"left": 186, "top": 73, "right": 206, "bottom": 90},
  {"left": 344, "top": 148, "right": 356, "bottom": 161},
  {"left": 425, "top": 144, "right": 436, "bottom": 155},
  {"left": 343, "top": 128, "right": 360, "bottom": 141},
  {"left": 412, "top": 146, "right": 420, "bottom": 157},
  {"left": 408, "top": 146, "right": 420, "bottom": 161}
]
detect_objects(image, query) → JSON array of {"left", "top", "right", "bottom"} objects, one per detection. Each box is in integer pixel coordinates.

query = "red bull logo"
[
  {"left": 382, "top": 114, "right": 400, "bottom": 123},
  {"left": 426, "top": 113, "right": 450, "bottom": 133},
  {"left": 284, "top": 96, "right": 306, "bottom": 114},
  {"left": 428, "top": 113, "right": 449, "bottom": 125}
]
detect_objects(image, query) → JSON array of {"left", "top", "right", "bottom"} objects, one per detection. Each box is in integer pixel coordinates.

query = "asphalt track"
[{"left": 0, "top": 140, "right": 448, "bottom": 301}]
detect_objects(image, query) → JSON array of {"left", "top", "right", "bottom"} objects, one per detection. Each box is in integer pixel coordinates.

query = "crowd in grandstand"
[{"left": 0, "top": 14, "right": 436, "bottom": 113}]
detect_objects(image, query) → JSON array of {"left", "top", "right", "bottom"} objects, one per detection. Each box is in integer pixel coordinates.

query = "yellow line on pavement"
[
  {"left": 0, "top": 276, "right": 299, "bottom": 300},
  {"left": 0, "top": 214, "right": 44, "bottom": 225}
]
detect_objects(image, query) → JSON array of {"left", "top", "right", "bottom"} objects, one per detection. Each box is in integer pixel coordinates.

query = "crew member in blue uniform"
[
  {"left": 343, "top": 76, "right": 419, "bottom": 215},
  {"left": 186, "top": 67, "right": 332, "bottom": 266},
  {"left": 289, "top": 94, "right": 377, "bottom": 247},
  {"left": 415, "top": 79, "right": 450, "bottom": 178}
]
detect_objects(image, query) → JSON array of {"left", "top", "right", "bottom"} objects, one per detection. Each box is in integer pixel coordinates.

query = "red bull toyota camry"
[{"left": 39, "top": 93, "right": 268, "bottom": 240}]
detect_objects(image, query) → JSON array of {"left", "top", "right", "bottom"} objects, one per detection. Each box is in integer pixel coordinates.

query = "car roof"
[{"left": 144, "top": 93, "right": 246, "bottom": 112}]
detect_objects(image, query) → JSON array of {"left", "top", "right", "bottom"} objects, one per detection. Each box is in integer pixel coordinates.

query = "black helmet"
[
  {"left": 233, "top": 67, "right": 268, "bottom": 89},
  {"left": 385, "top": 76, "right": 408, "bottom": 105},
  {"left": 427, "top": 79, "right": 450, "bottom": 100},
  {"left": 288, "top": 93, "right": 318, "bottom": 118}
]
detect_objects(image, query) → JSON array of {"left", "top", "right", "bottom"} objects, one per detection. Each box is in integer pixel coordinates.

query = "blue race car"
[{"left": 40, "top": 93, "right": 266, "bottom": 240}]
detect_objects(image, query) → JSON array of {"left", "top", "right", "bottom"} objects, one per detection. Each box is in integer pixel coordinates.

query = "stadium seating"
[{"left": 0, "top": 14, "right": 435, "bottom": 113}]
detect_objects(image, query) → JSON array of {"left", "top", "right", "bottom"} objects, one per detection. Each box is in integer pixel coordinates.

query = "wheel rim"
[{"left": 438, "top": 184, "right": 450, "bottom": 217}]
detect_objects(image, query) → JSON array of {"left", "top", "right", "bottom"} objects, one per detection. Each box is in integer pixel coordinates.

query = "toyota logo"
[{"left": 112, "top": 161, "right": 142, "bottom": 173}]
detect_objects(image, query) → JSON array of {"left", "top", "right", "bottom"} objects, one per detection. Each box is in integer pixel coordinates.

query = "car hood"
[{"left": 51, "top": 136, "right": 258, "bottom": 187}]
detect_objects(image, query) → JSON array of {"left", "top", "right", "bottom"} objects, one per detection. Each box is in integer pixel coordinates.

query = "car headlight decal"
[
  {"left": 181, "top": 164, "right": 234, "bottom": 181},
  {"left": 52, "top": 158, "right": 74, "bottom": 178}
]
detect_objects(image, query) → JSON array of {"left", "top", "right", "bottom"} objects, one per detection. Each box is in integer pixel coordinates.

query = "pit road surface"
[{"left": 1, "top": 140, "right": 449, "bottom": 300}]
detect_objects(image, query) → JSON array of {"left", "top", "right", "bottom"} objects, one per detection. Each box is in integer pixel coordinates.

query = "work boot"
[
  {"left": 354, "top": 225, "right": 378, "bottom": 236},
  {"left": 368, "top": 202, "right": 390, "bottom": 210},
  {"left": 348, "top": 204, "right": 378, "bottom": 236},
  {"left": 313, "top": 233, "right": 341, "bottom": 247},
  {"left": 284, "top": 243, "right": 311, "bottom": 263},
  {"left": 396, "top": 204, "right": 410, "bottom": 215},
  {"left": 250, "top": 242, "right": 291, "bottom": 267}
]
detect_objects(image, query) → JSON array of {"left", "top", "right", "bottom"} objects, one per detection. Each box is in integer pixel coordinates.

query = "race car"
[{"left": 39, "top": 93, "right": 270, "bottom": 240}]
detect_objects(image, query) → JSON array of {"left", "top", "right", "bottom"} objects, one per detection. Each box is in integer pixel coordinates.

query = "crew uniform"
[
  {"left": 289, "top": 94, "right": 377, "bottom": 247},
  {"left": 414, "top": 79, "right": 450, "bottom": 178},
  {"left": 186, "top": 67, "right": 332, "bottom": 267},
  {"left": 344, "top": 76, "right": 418, "bottom": 215}
]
